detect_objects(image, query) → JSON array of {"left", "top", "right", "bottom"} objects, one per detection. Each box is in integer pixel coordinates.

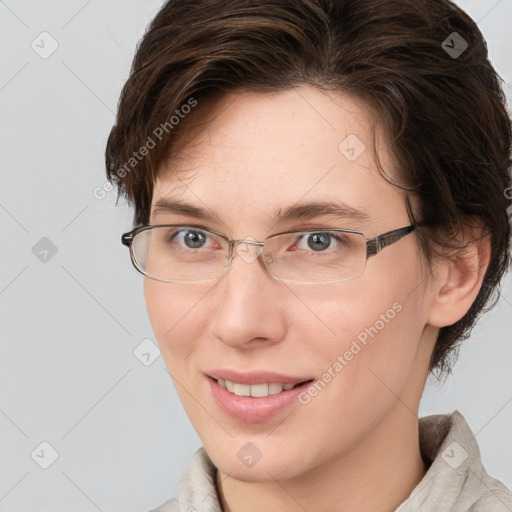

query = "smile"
[{"left": 216, "top": 378, "right": 313, "bottom": 397}]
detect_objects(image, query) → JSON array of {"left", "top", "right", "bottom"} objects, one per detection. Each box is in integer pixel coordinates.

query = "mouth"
[
  {"left": 208, "top": 376, "right": 315, "bottom": 398},
  {"left": 207, "top": 375, "right": 316, "bottom": 423}
]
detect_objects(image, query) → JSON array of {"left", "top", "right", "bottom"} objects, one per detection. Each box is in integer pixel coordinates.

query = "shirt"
[{"left": 148, "top": 410, "right": 512, "bottom": 511}]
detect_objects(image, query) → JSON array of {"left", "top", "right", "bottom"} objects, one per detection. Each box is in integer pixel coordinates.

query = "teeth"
[{"left": 217, "top": 378, "right": 303, "bottom": 397}]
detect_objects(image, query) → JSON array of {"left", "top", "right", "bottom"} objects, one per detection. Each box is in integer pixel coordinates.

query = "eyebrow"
[{"left": 152, "top": 198, "right": 370, "bottom": 224}]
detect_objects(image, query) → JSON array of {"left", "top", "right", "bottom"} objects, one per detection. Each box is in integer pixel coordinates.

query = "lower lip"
[{"left": 207, "top": 376, "right": 313, "bottom": 423}]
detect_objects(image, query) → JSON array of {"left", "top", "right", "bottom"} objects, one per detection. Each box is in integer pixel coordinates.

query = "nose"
[{"left": 209, "top": 239, "right": 286, "bottom": 349}]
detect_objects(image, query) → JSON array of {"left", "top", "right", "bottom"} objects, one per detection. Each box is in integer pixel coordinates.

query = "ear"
[{"left": 426, "top": 230, "right": 491, "bottom": 328}]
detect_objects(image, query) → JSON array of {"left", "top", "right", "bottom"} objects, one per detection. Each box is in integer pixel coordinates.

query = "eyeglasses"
[{"left": 121, "top": 223, "right": 419, "bottom": 285}]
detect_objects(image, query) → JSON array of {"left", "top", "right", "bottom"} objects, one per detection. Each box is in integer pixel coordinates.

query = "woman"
[{"left": 105, "top": 0, "right": 512, "bottom": 510}]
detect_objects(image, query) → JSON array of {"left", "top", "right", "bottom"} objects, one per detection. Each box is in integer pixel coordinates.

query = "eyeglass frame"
[{"left": 121, "top": 222, "right": 423, "bottom": 284}]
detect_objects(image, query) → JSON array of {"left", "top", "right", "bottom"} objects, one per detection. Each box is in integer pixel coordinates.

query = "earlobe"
[{"left": 426, "top": 234, "right": 491, "bottom": 328}]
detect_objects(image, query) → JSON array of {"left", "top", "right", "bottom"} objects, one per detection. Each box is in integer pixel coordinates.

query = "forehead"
[{"left": 151, "top": 85, "right": 407, "bottom": 229}]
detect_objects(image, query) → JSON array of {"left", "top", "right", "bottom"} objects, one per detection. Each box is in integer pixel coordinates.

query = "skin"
[{"left": 143, "top": 85, "right": 490, "bottom": 512}]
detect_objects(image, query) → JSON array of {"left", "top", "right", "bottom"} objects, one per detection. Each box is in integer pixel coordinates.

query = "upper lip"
[{"left": 206, "top": 369, "right": 314, "bottom": 385}]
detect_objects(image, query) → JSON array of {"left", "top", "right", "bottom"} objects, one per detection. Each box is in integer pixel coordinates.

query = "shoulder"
[
  {"left": 144, "top": 446, "right": 220, "bottom": 512},
  {"left": 145, "top": 496, "right": 178, "bottom": 512},
  {"left": 399, "top": 410, "right": 512, "bottom": 511},
  {"left": 469, "top": 488, "right": 512, "bottom": 511}
]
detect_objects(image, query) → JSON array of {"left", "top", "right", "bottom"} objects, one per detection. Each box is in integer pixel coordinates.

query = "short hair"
[{"left": 105, "top": 0, "right": 512, "bottom": 379}]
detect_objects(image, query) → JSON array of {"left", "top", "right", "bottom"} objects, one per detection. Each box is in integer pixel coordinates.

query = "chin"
[{"left": 207, "top": 442, "right": 310, "bottom": 483}]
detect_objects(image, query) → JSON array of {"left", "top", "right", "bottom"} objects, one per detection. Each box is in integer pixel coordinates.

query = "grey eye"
[
  {"left": 296, "top": 232, "right": 340, "bottom": 252},
  {"left": 172, "top": 229, "right": 209, "bottom": 249}
]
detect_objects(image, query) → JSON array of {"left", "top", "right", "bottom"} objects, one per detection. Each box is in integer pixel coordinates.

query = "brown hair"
[{"left": 105, "top": 0, "right": 512, "bottom": 379}]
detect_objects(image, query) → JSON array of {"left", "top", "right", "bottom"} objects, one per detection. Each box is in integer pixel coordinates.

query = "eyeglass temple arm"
[{"left": 366, "top": 225, "right": 418, "bottom": 257}]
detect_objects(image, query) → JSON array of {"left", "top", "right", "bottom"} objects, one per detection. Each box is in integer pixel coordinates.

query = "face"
[{"left": 144, "top": 85, "right": 438, "bottom": 482}]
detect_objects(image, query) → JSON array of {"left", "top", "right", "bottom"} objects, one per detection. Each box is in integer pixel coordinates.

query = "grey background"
[{"left": 0, "top": 1, "right": 511, "bottom": 511}]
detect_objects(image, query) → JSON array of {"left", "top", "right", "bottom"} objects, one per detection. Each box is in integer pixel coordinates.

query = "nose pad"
[{"left": 234, "top": 239, "right": 263, "bottom": 265}]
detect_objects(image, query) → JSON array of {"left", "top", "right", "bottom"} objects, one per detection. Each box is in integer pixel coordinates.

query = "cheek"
[
  {"left": 308, "top": 298, "right": 414, "bottom": 398},
  {"left": 144, "top": 279, "right": 170, "bottom": 339},
  {"left": 297, "top": 259, "right": 428, "bottom": 400},
  {"left": 143, "top": 279, "right": 204, "bottom": 364}
]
